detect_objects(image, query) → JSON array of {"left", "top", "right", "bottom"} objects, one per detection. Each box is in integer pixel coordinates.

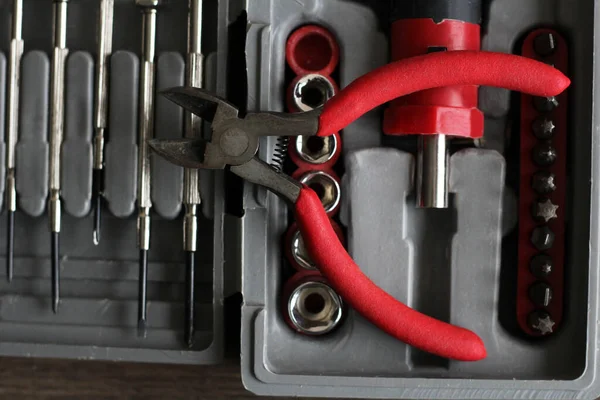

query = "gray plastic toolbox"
[
  {"left": 239, "top": 0, "right": 600, "bottom": 399},
  {"left": 0, "top": 0, "right": 226, "bottom": 364},
  {"left": 0, "top": 0, "right": 599, "bottom": 399}
]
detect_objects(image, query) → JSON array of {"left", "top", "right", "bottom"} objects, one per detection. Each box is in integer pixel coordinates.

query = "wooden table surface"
[
  {"left": 0, "top": 356, "right": 317, "bottom": 399},
  {"left": 0, "top": 295, "right": 351, "bottom": 400}
]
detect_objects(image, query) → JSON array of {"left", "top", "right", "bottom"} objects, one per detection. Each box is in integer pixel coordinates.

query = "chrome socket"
[
  {"left": 294, "top": 134, "right": 338, "bottom": 165},
  {"left": 298, "top": 170, "right": 340, "bottom": 214},
  {"left": 291, "top": 229, "right": 317, "bottom": 271},
  {"left": 287, "top": 280, "right": 344, "bottom": 335},
  {"left": 290, "top": 73, "right": 335, "bottom": 112}
]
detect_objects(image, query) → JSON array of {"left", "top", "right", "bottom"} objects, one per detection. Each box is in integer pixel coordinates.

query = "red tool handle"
[
  {"left": 294, "top": 187, "right": 487, "bottom": 361},
  {"left": 316, "top": 50, "right": 571, "bottom": 137}
]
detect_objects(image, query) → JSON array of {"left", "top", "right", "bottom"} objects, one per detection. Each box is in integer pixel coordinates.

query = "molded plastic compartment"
[
  {"left": 240, "top": 0, "right": 596, "bottom": 398},
  {"left": 0, "top": 0, "right": 227, "bottom": 364}
]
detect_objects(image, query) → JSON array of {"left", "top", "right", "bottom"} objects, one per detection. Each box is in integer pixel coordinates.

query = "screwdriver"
[
  {"left": 92, "top": 0, "right": 115, "bottom": 245},
  {"left": 182, "top": 0, "right": 204, "bottom": 348},
  {"left": 49, "top": 0, "right": 69, "bottom": 313},
  {"left": 135, "top": 0, "right": 160, "bottom": 337},
  {"left": 5, "top": 0, "right": 24, "bottom": 282}
]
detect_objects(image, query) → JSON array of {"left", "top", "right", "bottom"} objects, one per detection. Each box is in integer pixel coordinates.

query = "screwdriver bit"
[
  {"left": 531, "top": 198, "right": 559, "bottom": 223},
  {"left": 531, "top": 117, "right": 555, "bottom": 140},
  {"left": 532, "top": 142, "right": 557, "bottom": 167},
  {"left": 529, "top": 254, "right": 553, "bottom": 278},
  {"left": 531, "top": 226, "right": 555, "bottom": 251},
  {"left": 529, "top": 281, "right": 553, "bottom": 307},
  {"left": 527, "top": 310, "right": 555, "bottom": 335},
  {"left": 531, "top": 171, "right": 557, "bottom": 194}
]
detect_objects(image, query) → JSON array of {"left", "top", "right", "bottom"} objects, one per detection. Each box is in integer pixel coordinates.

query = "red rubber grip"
[
  {"left": 316, "top": 50, "right": 571, "bottom": 137},
  {"left": 294, "top": 187, "right": 487, "bottom": 361}
]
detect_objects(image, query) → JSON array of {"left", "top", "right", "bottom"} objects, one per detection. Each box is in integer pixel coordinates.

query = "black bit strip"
[{"left": 184, "top": 250, "right": 195, "bottom": 348}]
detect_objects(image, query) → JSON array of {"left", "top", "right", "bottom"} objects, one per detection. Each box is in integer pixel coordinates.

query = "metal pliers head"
[
  {"left": 150, "top": 51, "right": 570, "bottom": 362},
  {"left": 151, "top": 86, "right": 322, "bottom": 203}
]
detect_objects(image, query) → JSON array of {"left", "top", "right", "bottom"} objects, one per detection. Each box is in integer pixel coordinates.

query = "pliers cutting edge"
[{"left": 149, "top": 50, "right": 570, "bottom": 361}]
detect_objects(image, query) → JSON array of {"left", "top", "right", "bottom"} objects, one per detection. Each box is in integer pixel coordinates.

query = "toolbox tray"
[
  {"left": 1, "top": 0, "right": 600, "bottom": 399},
  {"left": 0, "top": 0, "right": 227, "bottom": 365}
]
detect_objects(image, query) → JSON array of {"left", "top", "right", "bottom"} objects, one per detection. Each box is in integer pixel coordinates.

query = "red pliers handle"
[
  {"left": 152, "top": 50, "right": 570, "bottom": 362},
  {"left": 296, "top": 51, "right": 568, "bottom": 361}
]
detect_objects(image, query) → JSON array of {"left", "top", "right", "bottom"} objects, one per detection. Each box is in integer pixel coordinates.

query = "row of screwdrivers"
[{"left": 3, "top": 0, "right": 205, "bottom": 348}]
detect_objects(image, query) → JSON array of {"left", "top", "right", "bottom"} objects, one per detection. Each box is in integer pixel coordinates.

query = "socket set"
[{"left": 281, "top": 25, "right": 346, "bottom": 336}]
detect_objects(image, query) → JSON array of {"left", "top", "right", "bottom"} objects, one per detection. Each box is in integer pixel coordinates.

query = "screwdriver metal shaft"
[
  {"left": 182, "top": 0, "right": 204, "bottom": 349},
  {"left": 49, "top": 0, "right": 69, "bottom": 313},
  {"left": 136, "top": 0, "right": 159, "bottom": 337},
  {"left": 92, "top": 0, "right": 115, "bottom": 245},
  {"left": 5, "top": 0, "right": 24, "bottom": 283}
]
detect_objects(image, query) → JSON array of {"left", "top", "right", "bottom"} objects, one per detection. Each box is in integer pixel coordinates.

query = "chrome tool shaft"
[
  {"left": 49, "top": 0, "right": 69, "bottom": 313},
  {"left": 182, "top": 0, "right": 204, "bottom": 349},
  {"left": 416, "top": 134, "right": 449, "bottom": 209},
  {"left": 5, "top": 0, "right": 24, "bottom": 282},
  {"left": 136, "top": 0, "right": 159, "bottom": 337},
  {"left": 92, "top": 0, "right": 115, "bottom": 245}
]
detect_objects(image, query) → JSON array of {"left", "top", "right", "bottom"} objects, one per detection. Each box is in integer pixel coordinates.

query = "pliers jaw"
[{"left": 154, "top": 86, "right": 321, "bottom": 172}]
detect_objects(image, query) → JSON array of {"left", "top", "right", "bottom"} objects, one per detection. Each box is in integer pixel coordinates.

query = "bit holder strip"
[{"left": 517, "top": 29, "right": 568, "bottom": 336}]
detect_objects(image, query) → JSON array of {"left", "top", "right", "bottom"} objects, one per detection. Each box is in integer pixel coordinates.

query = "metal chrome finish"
[
  {"left": 183, "top": 0, "right": 203, "bottom": 250},
  {"left": 288, "top": 280, "right": 344, "bottom": 335},
  {"left": 183, "top": 204, "right": 198, "bottom": 252},
  {"left": 137, "top": 7, "right": 157, "bottom": 212},
  {"left": 49, "top": 190, "right": 62, "bottom": 233},
  {"left": 533, "top": 96, "right": 559, "bottom": 113},
  {"left": 531, "top": 225, "right": 555, "bottom": 251},
  {"left": 298, "top": 170, "right": 340, "bottom": 213},
  {"left": 93, "top": 0, "right": 114, "bottom": 167},
  {"left": 531, "top": 198, "right": 559, "bottom": 223},
  {"left": 291, "top": 74, "right": 335, "bottom": 112},
  {"left": 6, "top": 173, "right": 16, "bottom": 213},
  {"left": 6, "top": 0, "right": 24, "bottom": 282},
  {"left": 137, "top": 206, "right": 151, "bottom": 250},
  {"left": 531, "top": 117, "right": 555, "bottom": 139},
  {"left": 49, "top": 1, "right": 69, "bottom": 196},
  {"left": 48, "top": 0, "right": 68, "bottom": 314},
  {"left": 295, "top": 134, "right": 338, "bottom": 165},
  {"left": 533, "top": 33, "right": 557, "bottom": 57},
  {"left": 417, "top": 134, "right": 449, "bottom": 208},
  {"left": 532, "top": 142, "right": 557, "bottom": 166},
  {"left": 527, "top": 310, "right": 555, "bottom": 335},
  {"left": 136, "top": 0, "right": 159, "bottom": 338},
  {"left": 6, "top": 0, "right": 24, "bottom": 172},
  {"left": 92, "top": 0, "right": 115, "bottom": 245},
  {"left": 529, "top": 281, "right": 553, "bottom": 307},
  {"left": 291, "top": 229, "right": 317, "bottom": 271},
  {"left": 530, "top": 254, "right": 553, "bottom": 278},
  {"left": 531, "top": 171, "right": 557, "bottom": 194},
  {"left": 182, "top": 0, "right": 204, "bottom": 348}
]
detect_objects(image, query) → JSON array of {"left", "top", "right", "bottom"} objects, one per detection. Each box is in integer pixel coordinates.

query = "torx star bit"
[
  {"left": 92, "top": 0, "right": 115, "bottom": 245},
  {"left": 5, "top": 0, "right": 24, "bottom": 282},
  {"left": 531, "top": 198, "right": 559, "bottom": 223}
]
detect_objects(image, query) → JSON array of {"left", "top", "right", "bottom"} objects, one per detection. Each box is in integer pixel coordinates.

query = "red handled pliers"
[{"left": 149, "top": 51, "right": 570, "bottom": 361}]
